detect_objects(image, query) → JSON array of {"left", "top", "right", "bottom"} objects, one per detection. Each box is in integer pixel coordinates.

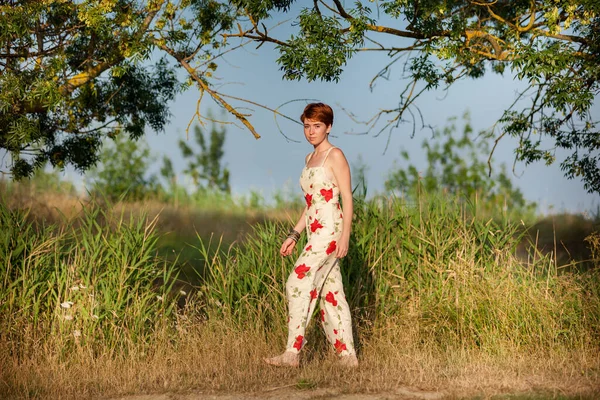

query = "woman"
[{"left": 264, "top": 103, "right": 358, "bottom": 368}]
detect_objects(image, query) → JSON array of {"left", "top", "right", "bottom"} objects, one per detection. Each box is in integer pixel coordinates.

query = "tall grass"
[
  {"left": 203, "top": 193, "right": 600, "bottom": 353},
  {"left": 1, "top": 190, "right": 598, "bottom": 399},
  {"left": 0, "top": 200, "right": 181, "bottom": 362}
]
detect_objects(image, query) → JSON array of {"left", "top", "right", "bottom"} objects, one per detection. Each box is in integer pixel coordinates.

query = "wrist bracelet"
[{"left": 286, "top": 229, "right": 301, "bottom": 242}]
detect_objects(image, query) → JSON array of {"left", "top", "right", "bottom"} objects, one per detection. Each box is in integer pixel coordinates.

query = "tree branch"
[
  {"left": 331, "top": 0, "right": 430, "bottom": 39},
  {"left": 516, "top": 1, "right": 536, "bottom": 32},
  {"left": 19, "top": 1, "right": 166, "bottom": 114},
  {"left": 224, "top": 19, "right": 291, "bottom": 48},
  {"left": 154, "top": 40, "right": 261, "bottom": 139},
  {"left": 465, "top": 30, "right": 512, "bottom": 60}
]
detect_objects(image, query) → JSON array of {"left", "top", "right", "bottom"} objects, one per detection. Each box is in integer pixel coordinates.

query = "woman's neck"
[{"left": 313, "top": 140, "right": 333, "bottom": 153}]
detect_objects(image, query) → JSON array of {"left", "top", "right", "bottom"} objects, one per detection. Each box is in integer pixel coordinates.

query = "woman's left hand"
[{"left": 336, "top": 235, "right": 350, "bottom": 258}]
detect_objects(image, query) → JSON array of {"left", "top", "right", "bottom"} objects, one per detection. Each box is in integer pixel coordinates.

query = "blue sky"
[
  {"left": 13, "top": 4, "right": 593, "bottom": 215},
  {"left": 138, "top": 10, "right": 598, "bottom": 216}
]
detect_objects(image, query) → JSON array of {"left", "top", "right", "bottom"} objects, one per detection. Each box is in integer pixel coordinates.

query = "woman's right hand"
[{"left": 280, "top": 238, "right": 297, "bottom": 257}]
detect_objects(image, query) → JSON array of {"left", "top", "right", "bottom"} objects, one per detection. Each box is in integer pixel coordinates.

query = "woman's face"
[{"left": 303, "top": 119, "right": 331, "bottom": 146}]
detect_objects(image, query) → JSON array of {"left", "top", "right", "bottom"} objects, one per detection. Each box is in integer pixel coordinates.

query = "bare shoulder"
[
  {"left": 304, "top": 152, "right": 313, "bottom": 164},
  {"left": 329, "top": 147, "right": 348, "bottom": 163}
]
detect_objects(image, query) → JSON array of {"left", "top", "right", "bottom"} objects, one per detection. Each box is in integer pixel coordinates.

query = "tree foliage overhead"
[
  {"left": 0, "top": 0, "right": 249, "bottom": 179},
  {"left": 233, "top": 0, "right": 600, "bottom": 194}
]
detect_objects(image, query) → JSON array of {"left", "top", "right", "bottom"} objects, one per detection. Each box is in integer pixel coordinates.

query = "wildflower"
[
  {"left": 156, "top": 295, "right": 163, "bottom": 301},
  {"left": 63, "top": 315, "right": 73, "bottom": 321},
  {"left": 179, "top": 290, "right": 187, "bottom": 296},
  {"left": 78, "top": 284, "right": 87, "bottom": 289},
  {"left": 70, "top": 286, "right": 80, "bottom": 291},
  {"left": 91, "top": 315, "right": 99, "bottom": 320},
  {"left": 73, "top": 330, "right": 81, "bottom": 338},
  {"left": 60, "top": 301, "right": 74, "bottom": 309}
]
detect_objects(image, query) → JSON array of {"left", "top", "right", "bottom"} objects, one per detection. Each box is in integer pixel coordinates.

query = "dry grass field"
[
  {"left": 2, "top": 319, "right": 598, "bottom": 399},
  {"left": 1, "top": 186, "right": 598, "bottom": 400}
]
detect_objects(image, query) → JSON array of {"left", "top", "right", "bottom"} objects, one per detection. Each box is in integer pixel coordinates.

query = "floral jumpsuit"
[{"left": 285, "top": 147, "right": 356, "bottom": 357}]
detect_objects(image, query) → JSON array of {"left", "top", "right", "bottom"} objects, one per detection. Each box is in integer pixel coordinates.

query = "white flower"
[
  {"left": 60, "top": 301, "right": 74, "bottom": 309},
  {"left": 70, "top": 286, "right": 80, "bottom": 291},
  {"left": 78, "top": 284, "right": 87, "bottom": 289},
  {"left": 91, "top": 314, "right": 99, "bottom": 320},
  {"left": 156, "top": 295, "right": 163, "bottom": 301},
  {"left": 179, "top": 290, "right": 187, "bottom": 296},
  {"left": 73, "top": 330, "right": 81, "bottom": 338},
  {"left": 63, "top": 315, "right": 73, "bottom": 321}
]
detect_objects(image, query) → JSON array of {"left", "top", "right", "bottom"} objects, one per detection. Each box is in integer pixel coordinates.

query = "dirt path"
[{"left": 106, "top": 387, "right": 447, "bottom": 400}]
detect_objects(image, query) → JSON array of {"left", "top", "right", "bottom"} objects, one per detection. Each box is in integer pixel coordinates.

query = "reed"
[
  {"left": 0, "top": 199, "right": 182, "bottom": 362},
  {"left": 1, "top": 190, "right": 598, "bottom": 399},
  {"left": 202, "top": 193, "right": 600, "bottom": 353}
]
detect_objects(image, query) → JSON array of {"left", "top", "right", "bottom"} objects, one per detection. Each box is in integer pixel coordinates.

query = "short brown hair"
[{"left": 300, "top": 103, "right": 334, "bottom": 126}]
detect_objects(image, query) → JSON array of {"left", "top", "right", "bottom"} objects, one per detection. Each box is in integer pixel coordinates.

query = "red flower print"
[
  {"left": 305, "top": 193, "right": 312, "bottom": 208},
  {"left": 293, "top": 335, "right": 303, "bottom": 351},
  {"left": 325, "top": 291, "right": 338, "bottom": 306},
  {"left": 294, "top": 264, "right": 311, "bottom": 279},
  {"left": 333, "top": 329, "right": 338, "bottom": 335},
  {"left": 310, "top": 219, "right": 323, "bottom": 233},
  {"left": 340, "top": 214, "right": 343, "bottom": 219},
  {"left": 334, "top": 339, "right": 347, "bottom": 353},
  {"left": 337, "top": 203, "right": 341, "bottom": 210},
  {"left": 326, "top": 241, "right": 337, "bottom": 255},
  {"left": 310, "top": 288, "right": 318, "bottom": 300},
  {"left": 320, "top": 188, "right": 333, "bottom": 202},
  {"left": 320, "top": 309, "right": 325, "bottom": 322},
  {"left": 305, "top": 245, "right": 312, "bottom": 252}
]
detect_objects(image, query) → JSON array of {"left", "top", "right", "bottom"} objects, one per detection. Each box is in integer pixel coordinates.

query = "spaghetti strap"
[
  {"left": 320, "top": 147, "right": 336, "bottom": 167},
  {"left": 306, "top": 151, "right": 315, "bottom": 166}
]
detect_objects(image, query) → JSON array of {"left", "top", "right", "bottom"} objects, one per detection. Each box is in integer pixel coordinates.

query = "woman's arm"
[
  {"left": 281, "top": 152, "right": 313, "bottom": 257},
  {"left": 329, "top": 148, "right": 353, "bottom": 258},
  {"left": 280, "top": 207, "right": 307, "bottom": 256}
]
